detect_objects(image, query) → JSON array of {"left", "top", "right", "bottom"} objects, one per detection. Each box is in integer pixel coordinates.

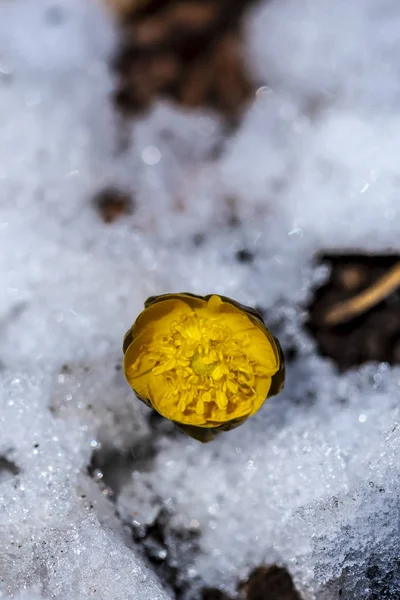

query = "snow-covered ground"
[{"left": 0, "top": 0, "right": 399, "bottom": 598}]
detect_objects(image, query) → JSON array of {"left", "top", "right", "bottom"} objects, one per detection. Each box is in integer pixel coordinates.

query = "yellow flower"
[{"left": 123, "top": 293, "right": 285, "bottom": 442}]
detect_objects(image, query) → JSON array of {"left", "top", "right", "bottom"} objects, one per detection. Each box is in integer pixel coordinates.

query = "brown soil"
[
  {"left": 108, "top": 0, "right": 259, "bottom": 122},
  {"left": 92, "top": 186, "right": 134, "bottom": 223},
  {"left": 308, "top": 254, "right": 400, "bottom": 370},
  {"left": 202, "top": 565, "right": 303, "bottom": 600}
]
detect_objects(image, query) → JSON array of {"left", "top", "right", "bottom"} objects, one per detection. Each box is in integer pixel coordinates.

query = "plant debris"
[
  {"left": 92, "top": 186, "right": 134, "bottom": 223},
  {"left": 238, "top": 566, "right": 303, "bottom": 600},
  {"left": 202, "top": 565, "right": 303, "bottom": 600},
  {"left": 308, "top": 254, "right": 400, "bottom": 370},
  {"left": 109, "top": 0, "right": 259, "bottom": 122},
  {"left": 324, "top": 261, "right": 400, "bottom": 326}
]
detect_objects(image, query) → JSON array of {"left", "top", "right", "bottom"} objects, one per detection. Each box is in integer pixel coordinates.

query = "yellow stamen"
[
  {"left": 144, "top": 310, "right": 263, "bottom": 422},
  {"left": 123, "top": 293, "right": 283, "bottom": 432},
  {"left": 196, "top": 399, "right": 205, "bottom": 415}
]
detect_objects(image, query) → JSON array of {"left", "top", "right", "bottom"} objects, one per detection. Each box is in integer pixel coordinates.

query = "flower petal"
[{"left": 123, "top": 292, "right": 285, "bottom": 440}]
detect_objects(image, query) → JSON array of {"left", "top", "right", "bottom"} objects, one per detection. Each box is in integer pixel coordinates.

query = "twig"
[{"left": 324, "top": 260, "right": 400, "bottom": 326}]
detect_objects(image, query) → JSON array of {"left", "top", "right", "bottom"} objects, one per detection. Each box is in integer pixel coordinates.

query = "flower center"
[
  {"left": 147, "top": 312, "right": 262, "bottom": 422},
  {"left": 191, "top": 353, "right": 217, "bottom": 377}
]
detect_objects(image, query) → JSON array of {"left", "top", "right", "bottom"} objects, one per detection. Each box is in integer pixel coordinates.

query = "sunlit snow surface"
[{"left": 0, "top": 0, "right": 399, "bottom": 598}]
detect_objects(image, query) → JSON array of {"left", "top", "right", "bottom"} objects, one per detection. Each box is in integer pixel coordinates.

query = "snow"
[
  {"left": 126, "top": 362, "right": 399, "bottom": 597},
  {"left": 0, "top": 369, "right": 170, "bottom": 599},
  {"left": 0, "top": 0, "right": 399, "bottom": 598}
]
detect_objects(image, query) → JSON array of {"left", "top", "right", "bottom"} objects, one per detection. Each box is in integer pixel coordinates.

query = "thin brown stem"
[{"left": 324, "top": 261, "right": 400, "bottom": 326}]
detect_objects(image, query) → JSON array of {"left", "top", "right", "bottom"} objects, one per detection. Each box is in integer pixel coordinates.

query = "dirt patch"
[
  {"left": 92, "top": 186, "right": 134, "bottom": 223},
  {"left": 238, "top": 566, "right": 303, "bottom": 600},
  {"left": 109, "top": 0, "right": 259, "bottom": 123},
  {"left": 308, "top": 254, "right": 400, "bottom": 370},
  {"left": 202, "top": 565, "right": 303, "bottom": 600}
]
